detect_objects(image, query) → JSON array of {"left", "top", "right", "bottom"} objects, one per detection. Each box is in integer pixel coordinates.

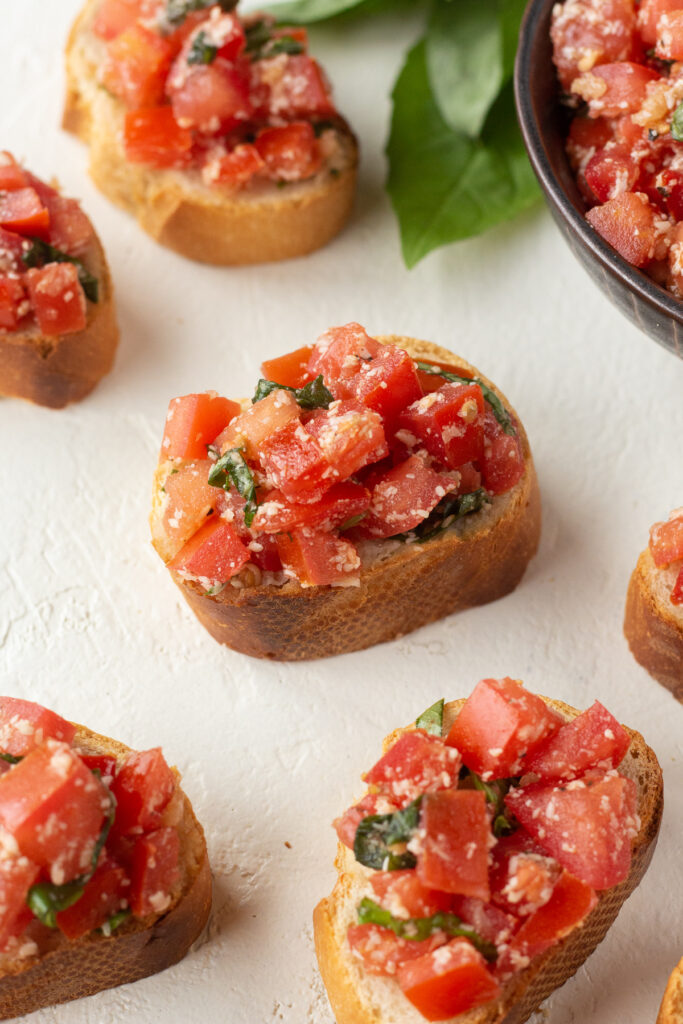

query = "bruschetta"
[
  {"left": 149, "top": 325, "right": 541, "bottom": 660},
  {"left": 624, "top": 508, "right": 683, "bottom": 700},
  {"left": 0, "top": 696, "right": 210, "bottom": 1018},
  {"left": 0, "top": 153, "right": 118, "bottom": 408},
  {"left": 658, "top": 956, "right": 683, "bottom": 1024},
  {"left": 314, "top": 678, "right": 662, "bottom": 1024},
  {"left": 63, "top": 0, "right": 358, "bottom": 264}
]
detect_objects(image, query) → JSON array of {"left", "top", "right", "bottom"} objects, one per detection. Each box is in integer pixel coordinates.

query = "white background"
[{"left": 2, "top": 2, "right": 683, "bottom": 1022}]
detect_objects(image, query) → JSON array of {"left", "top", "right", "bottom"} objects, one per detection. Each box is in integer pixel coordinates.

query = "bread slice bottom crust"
[
  {"left": 658, "top": 957, "right": 683, "bottom": 1024},
  {"left": 63, "top": 0, "right": 358, "bottom": 265},
  {"left": 158, "top": 336, "right": 541, "bottom": 660},
  {"left": 314, "top": 698, "right": 663, "bottom": 1024},
  {"left": 0, "top": 723, "right": 211, "bottom": 1019},
  {"left": 624, "top": 549, "right": 683, "bottom": 700},
  {"left": 0, "top": 234, "right": 119, "bottom": 408}
]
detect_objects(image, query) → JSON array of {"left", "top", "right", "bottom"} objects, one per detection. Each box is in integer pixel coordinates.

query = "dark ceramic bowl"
[{"left": 515, "top": 0, "right": 683, "bottom": 358}]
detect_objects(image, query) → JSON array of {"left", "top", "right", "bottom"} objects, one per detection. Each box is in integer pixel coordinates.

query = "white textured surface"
[{"left": 2, "top": 3, "right": 683, "bottom": 1022}]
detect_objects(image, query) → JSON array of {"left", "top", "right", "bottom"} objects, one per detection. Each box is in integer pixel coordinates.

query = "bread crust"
[
  {"left": 155, "top": 336, "right": 541, "bottom": 660},
  {"left": 0, "top": 232, "right": 119, "bottom": 408},
  {"left": 314, "top": 697, "right": 663, "bottom": 1024},
  {"left": 658, "top": 957, "right": 683, "bottom": 1024},
  {"left": 0, "top": 722, "right": 211, "bottom": 1018},
  {"left": 624, "top": 549, "right": 683, "bottom": 700},
  {"left": 63, "top": 0, "right": 358, "bottom": 265}
]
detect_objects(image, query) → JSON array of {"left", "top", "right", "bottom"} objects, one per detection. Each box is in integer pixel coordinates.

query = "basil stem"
[
  {"left": 252, "top": 374, "right": 333, "bottom": 410},
  {"left": 187, "top": 30, "right": 218, "bottom": 64},
  {"left": 357, "top": 897, "right": 498, "bottom": 961},
  {"left": 99, "top": 907, "right": 131, "bottom": 935},
  {"left": 415, "top": 361, "right": 515, "bottom": 436},
  {"left": 469, "top": 770, "right": 516, "bottom": 838},
  {"left": 165, "top": 0, "right": 235, "bottom": 26},
  {"left": 208, "top": 448, "right": 258, "bottom": 527},
  {"left": 353, "top": 797, "right": 421, "bottom": 871},
  {"left": 415, "top": 698, "right": 444, "bottom": 737},
  {"left": 22, "top": 238, "right": 99, "bottom": 303},
  {"left": 0, "top": 753, "right": 22, "bottom": 764}
]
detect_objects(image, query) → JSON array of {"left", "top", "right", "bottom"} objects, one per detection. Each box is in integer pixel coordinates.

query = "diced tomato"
[
  {"left": 93, "top": 0, "right": 145, "bottom": 39},
  {"left": 0, "top": 848, "right": 39, "bottom": 950},
  {"left": 46, "top": 196, "right": 93, "bottom": 257},
  {"left": 396, "top": 383, "right": 485, "bottom": 470},
  {"left": 417, "top": 790, "right": 491, "bottom": 901},
  {"left": 25, "top": 263, "right": 87, "bottom": 337},
  {"left": 584, "top": 143, "right": 640, "bottom": 203},
  {"left": 167, "top": 516, "right": 251, "bottom": 584},
  {"left": 361, "top": 455, "right": 458, "bottom": 539},
  {"left": 0, "top": 698, "right": 76, "bottom": 757},
  {"left": 333, "top": 793, "right": 400, "bottom": 849},
  {"left": 260, "top": 421, "right": 332, "bottom": 503},
  {"left": 161, "top": 393, "right": 240, "bottom": 461},
  {"left": 276, "top": 526, "right": 360, "bottom": 585},
  {"left": 497, "top": 871, "right": 597, "bottom": 977},
  {"left": 110, "top": 748, "right": 175, "bottom": 836},
  {"left": 365, "top": 732, "right": 461, "bottom": 808},
  {"left": 638, "top": 0, "right": 683, "bottom": 44},
  {"left": 449, "top": 895, "right": 518, "bottom": 947},
  {"left": 56, "top": 855, "right": 128, "bottom": 940},
  {"left": 0, "top": 276, "right": 27, "bottom": 331},
  {"left": 252, "top": 481, "right": 370, "bottom": 534},
  {"left": 129, "top": 826, "right": 180, "bottom": 917},
  {"left": 397, "top": 938, "right": 501, "bottom": 1021},
  {"left": 307, "top": 323, "right": 382, "bottom": 399},
  {"left": 505, "top": 771, "right": 639, "bottom": 889},
  {"left": 254, "top": 122, "right": 321, "bottom": 182},
  {"left": 306, "top": 401, "right": 388, "bottom": 481},
  {"left": 550, "top": 0, "right": 637, "bottom": 92},
  {"left": 649, "top": 510, "right": 683, "bottom": 566},
  {"left": 0, "top": 188, "right": 49, "bottom": 239},
  {"left": 218, "top": 389, "right": 299, "bottom": 461},
  {"left": 488, "top": 832, "right": 562, "bottom": 917},
  {"left": 572, "top": 62, "right": 659, "bottom": 117},
  {"left": 351, "top": 345, "right": 422, "bottom": 427},
  {"left": 249, "top": 533, "right": 282, "bottom": 573},
  {"left": 0, "top": 153, "right": 28, "bottom": 191},
  {"left": 480, "top": 411, "right": 525, "bottom": 495},
  {"left": 79, "top": 754, "right": 118, "bottom": 786},
  {"left": 655, "top": 9, "right": 683, "bottom": 57},
  {"left": 445, "top": 677, "right": 562, "bottom": 780},
  {"left": 170, "top": 61, "right": 252, "bottom": 133},
  {"left": 671, "top": 565, "right": 683, "bottom": 605},
  {"left": 250, "top": 54, "right": 334, "bottom": 119},
  {"left": 586, "top": 191, "right": 667, "bottom": 267},
  {"left": 124, "top": 107, "right": 194, "bottom": 169},
  {"left": 371, "top": 871, "right": 453, "bottom": 918},
  {"left": 567, "top": 116, "right": 616, "bottom": 168},
  {"left": 160, "top": 459, "right": 219, "bottom": 548},
  {"left": 653, "top": 168, "right": 683, "bottom": 221},
  {"left": 0, "top": 741, "right": 108, "bottom": 883},
  {"left": 202, "top": 143, "right": 264, "bottom": 188},
  {"left": 0, "top": 228, "right": 29, "bottom": 273},
  {"left": 348, "top": 924, "right": 446, "bottom": 978},
  {"left": 525, "top": 701, "right": 630, "bottom": 781},
  {"left": 261, "top": 345, "right": 315, "bottom": 389},
  {"left": 102, "top": 24, "right": 174, "bottom": 108}
]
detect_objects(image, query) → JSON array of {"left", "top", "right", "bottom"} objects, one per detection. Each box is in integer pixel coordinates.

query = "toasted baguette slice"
[
  {"left": 152, "top": 335, "right": 541, "bottom": 660},
  {"left": 624, "top": 548, "right": 683, "bottom": 700},
  {"left": 0, "top": 231, "right": 118, "bottom": 408},
  {"left": 63, "top": 0, "right": 358, "bottom": 265},
  {"left": 0, "top": 722, "right": 211, "bottom": 1019},
  {"left": 314, "top": 697, "right": 663, "bottom": 1024},
  {"left": 658, "top": 957, "right": 683, "bottom": 1024}
]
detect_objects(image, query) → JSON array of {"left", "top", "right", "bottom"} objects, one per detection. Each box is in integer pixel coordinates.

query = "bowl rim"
[{"left": 514, "top": 0, "right": 683, "bottom": 332}]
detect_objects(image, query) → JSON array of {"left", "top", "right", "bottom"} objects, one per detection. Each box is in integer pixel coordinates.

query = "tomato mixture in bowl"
[
  {"left": 552, "top": 0, "right": 683, "bottom": 294},
  {"left": 92, "top": 0, "right": 351, "bottom": 188}
]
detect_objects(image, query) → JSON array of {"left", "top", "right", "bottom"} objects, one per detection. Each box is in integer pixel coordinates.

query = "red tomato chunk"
[
  {"left": 161, "top": 392, "right": 240, "bottom": 460},
  {"left": 102, "top": 25, "right": 174, "bottom": 109},
  {"left": 56, "top": 855, "right": 128, "bottom": 940},
  {"left": 253, "top": 481, "right": 370, "bottom": 535},
  {"left": 649, "top": 511, "right": 683, "bottom": 566},
  {"left": 525, "top": 701, "right": 630, "bottom": 781},
  {"left": 0, "top": 277, "right": 28, "bottom": 331},
  {"left": 0, "top": 851, "right": 39, "bottom": 950},
  {"left": 276, "top": 527, "right": 360, "bottom": 586},
  {"left": 365, "top": 732, "right": 461, "bottom": 808},
  {"left": 370, "top": 870, "right": 453, "bottom": 919},
  {"left": 397, "top": 383, "right": 485, "bottom": 470},
  {"left": 254, "top": 122, "right": 321, "bottom": 182},
  {"left": 0, "top": 697, "right": 76, "bottom": 757},
  {"left": 0, "top": 188, "right": 49, "bottom": 238},
  {"left": 25, "top": 263, "right": 87, "bottom": 337},
  {"left": 397, "top": 938, "right": 501, "bottom": 1021},
  {"left": 129, "top": 826, "right": 180, "bottom": 917},
  {"left": 417, "top": 790, "right": 491, "bottom": 901},
  {"left": 110, "top": 748, "right": 175, "bottom": 836},
  {"left": 168, "top": 516, "right": 251, "bottom": 584},
  {"left": 348, "top": 924, "right": 445, "bottom": 978},
  {"left": 261, "top": 345, "right": 315, "bottom": 389},
  {"left": 124, "top": 107, "right": 194, "bottom": 169},
  {"left": 361, "top": 456, "right": 458, "bottom": 539}
]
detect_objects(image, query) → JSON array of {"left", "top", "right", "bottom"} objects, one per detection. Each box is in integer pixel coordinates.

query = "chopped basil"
[
  {"left": 187, "top": 30, "right": 218, "bottom": 64},
  {"left": 244, "top": 18, "right": 273, "bottom": 54},
  {"left": 208, "top": 448, "right": 258, "bottom": 527},
  {"left": 357, "top": 898, "right": 498, "bottom": 961},
  {"left": 338, "top": 512, "right": 367, "bottom": 532},
  {"left": 353, "top": 797, "right": 421, "bottom": 871},
  {"left": 673, "top": 101, "right": 683, "bottom": 142},
  {"left": 252, "top": 374, "right": 333, "bottom": 410},
  {"left": 0, "top": 752, "right": 22, "bottom": 764},
  {"left": 263, "top": 36, "right": 304, "bottom": 56},
  {"left": 415, "top": 361, "right": 515, "bottom": 436},
  {"left": 99, "top": 908, "right": 131, "bottom": 936},
  {"left": 415, "top": 698, "right": 444, "bottom": 737},
  {"left": 27, "top": 789, "right": 116, "bottom": 929},
  {"left": 469, "top": 770, "right": 517, "bottom": 838},
  {"left": 165, "top": 0, "right": 236, "bottom": 26},
  {"left": 397, "top": 488, "right": 491, "bottom": 545},
  {"left": 22, "top": 238, "right": 99, "bottom": 303}
]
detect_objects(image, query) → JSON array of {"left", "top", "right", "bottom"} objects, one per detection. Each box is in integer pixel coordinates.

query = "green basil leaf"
[
  {"left": 353, "top": 797, "right": 421, "bottom": 870},
  {"left": 252, "top": 374, "right": 333, "bottom": 410},
  {"left": 415, "top": 698, "right": 444, "bottom": 736},
  {"left": 425, "top": 0, "right": 503, "bottom": 138},
  {"left": 187, "top": 30, "right": 218, "bottom": 64},
  {"left": 357, "top": 898, "right": 498, "bottom": 960},
  {"left": 396, "top": 488, "right": 491, "bottom": 545},
  {"left": 99, "top": 907, "right": 131, "bottom": 935},
  {"left": 263, "top": 36, "right": 305, "bottom": 56},
  {"left": 0, "top": 753, "right": 22, "bottom": 764},
  {"left": 22, "top": 238, "right": 99, "bottom": 303},
  {"left": 208, "top": 448, "right": 258, "bottom": 526},
  {"left": 500, "top": 0, "right": 529, "bottom": 81},
  {"left": 387, "top": 42, "right": 540, "bottom": 268},
  {"left": 414, "top": 361, "right": 515, "bottom": 435},
  {"left": 672, "top": 101, "right": 683, "bottom": 142},
  {"left": 245, "top": 19, "right": 273, "bottom": 53},
  {"left": 165, "top": 0, "right": 236, "bottom": 26},
  {"left": 339, "top": 512, "right": 367, "bottom": 531},
  {"left": 469, "top": 770, "right": 517, "bottom": 837}
]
